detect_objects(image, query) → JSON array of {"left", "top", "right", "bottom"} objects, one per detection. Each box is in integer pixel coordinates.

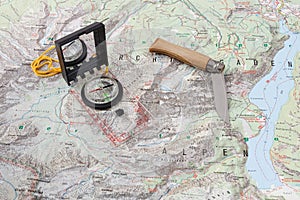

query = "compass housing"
[{"left": 81, "top": 76, "right": 123, "bottom": 110}]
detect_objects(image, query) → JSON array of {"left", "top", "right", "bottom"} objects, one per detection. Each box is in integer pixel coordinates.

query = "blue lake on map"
[{"left": 246, "top": 20, "right": 300, "bottom": 189}]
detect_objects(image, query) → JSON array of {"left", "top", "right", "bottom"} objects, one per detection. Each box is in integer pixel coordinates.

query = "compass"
[
  {"left": 55, "top": 23, "right": 123, "bottom": 110},
  {"left": 81, "top": 76, "right": 123, "bottom": 110}
]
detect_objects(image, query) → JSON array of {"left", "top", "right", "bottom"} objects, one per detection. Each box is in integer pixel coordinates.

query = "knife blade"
[
  {"left": 211, "top": 72, "right": 229, "bottom": 123},
  {"left": 149, "top": 38, "right": 229, "bottom": 123}
]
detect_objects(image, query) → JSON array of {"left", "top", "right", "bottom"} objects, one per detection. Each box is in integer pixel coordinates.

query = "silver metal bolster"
[{"left": 206, "top": 59, "right": 225, "bottom": 73}]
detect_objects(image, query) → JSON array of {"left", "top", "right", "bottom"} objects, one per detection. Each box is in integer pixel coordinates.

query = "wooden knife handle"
[{"left": 149, "top": 38, "right": 209, "bottom": 71}]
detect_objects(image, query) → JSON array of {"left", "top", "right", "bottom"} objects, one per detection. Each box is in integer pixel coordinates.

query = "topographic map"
[{"left": 0, "top": 0, "right": 300, "bottom": 199}]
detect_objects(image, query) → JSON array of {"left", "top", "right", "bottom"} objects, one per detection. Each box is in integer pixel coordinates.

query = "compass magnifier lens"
[{"left": 62, "top": 39, "right": 87, "bottom": 66}]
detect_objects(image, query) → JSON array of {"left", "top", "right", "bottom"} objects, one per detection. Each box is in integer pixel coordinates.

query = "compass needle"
[
  {"left": 89, "top": 83, "right": 114, "bottom": 93},
  {"left": 103, "top": 83, "right": 114, "bottom": 89},
  {"left": 89, "top": 88, "right": 103, "bottom": 93}
]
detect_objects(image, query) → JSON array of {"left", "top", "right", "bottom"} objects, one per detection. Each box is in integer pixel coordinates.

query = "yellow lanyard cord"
[{"left": 31, "top": 45, "right": 61, "bottom": 77}]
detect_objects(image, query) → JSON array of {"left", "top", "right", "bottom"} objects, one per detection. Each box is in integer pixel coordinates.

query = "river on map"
[{"left": 246, "top": 19, "right": 300, "bottom": 190}]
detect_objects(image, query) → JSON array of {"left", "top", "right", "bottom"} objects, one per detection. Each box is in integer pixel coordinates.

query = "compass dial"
[
  {"left": 62, "top": 39, "right": 87, "bottom": 66},
  {"left": 81, "top": 76, "right": 123, "bottom": 110}
]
